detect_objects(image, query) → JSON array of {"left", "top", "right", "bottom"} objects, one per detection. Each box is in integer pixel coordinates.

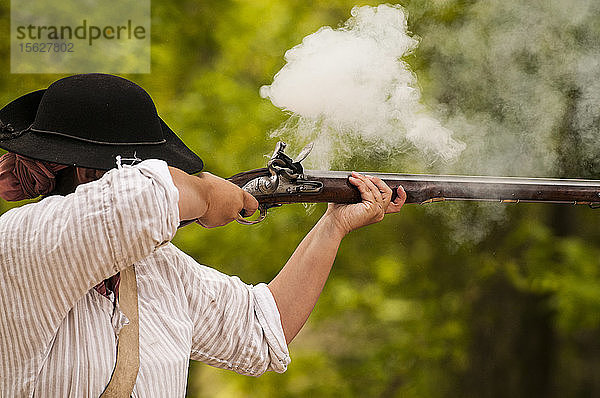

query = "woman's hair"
[{"left": 0, "top": 153, "right": 72, "bottom": 201}]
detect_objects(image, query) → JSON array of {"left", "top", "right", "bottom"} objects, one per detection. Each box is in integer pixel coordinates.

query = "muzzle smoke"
[{"left": 260, "top": 4, "right": 464, "bottom": 169}]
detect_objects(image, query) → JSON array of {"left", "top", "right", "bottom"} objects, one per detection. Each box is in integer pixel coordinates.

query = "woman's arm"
[
  {"left": 268, "top": 172, "right": 406, "bottom": 344},
  {"left": 0, "top": 160, "right": 187, "bottom": 379},
  {"left": 1, "top": 161, "right": 179, "bottom": 315},
  {"left": 0, "top": 161, "right": 261, "bottom": 384}
]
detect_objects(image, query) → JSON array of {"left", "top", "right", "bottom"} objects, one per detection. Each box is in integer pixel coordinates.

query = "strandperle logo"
[
  {"left": 11, "top": 0, "right": 150, "bottom": 73},
  {"left": 15, "top": 20, "right": 147, "bottom": 46}
]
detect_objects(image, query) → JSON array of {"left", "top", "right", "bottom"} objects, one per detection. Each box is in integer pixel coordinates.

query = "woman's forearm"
[
  {"left": 267, "top": 173, "right": 406, "bottom": 345},
  {"left": 268, "top": 212, "right": 346, "bottom": 344}
]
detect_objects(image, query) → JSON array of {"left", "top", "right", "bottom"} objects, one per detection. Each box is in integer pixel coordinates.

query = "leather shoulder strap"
[{"left": 100, "top": 266, "right": 140, "bottom": 398}]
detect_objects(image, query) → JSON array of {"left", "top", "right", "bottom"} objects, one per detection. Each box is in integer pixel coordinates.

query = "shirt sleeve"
[
  {"left": 173, "top": 248, "right": 291, "bottom": 376},
  {"left": 0, "top": 159, "right": 180, "bottom": 367}
]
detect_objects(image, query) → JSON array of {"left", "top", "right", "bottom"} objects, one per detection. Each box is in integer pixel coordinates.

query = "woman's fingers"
[
  {"left": 351, "top": 172, "right": 383, "bottom": 204},
  {"left": 367, "top": 175, "right": 392, "bottom": 206},
  {"left": 348, "top": 172, "right": 376, "bottom": 203},
  {"left": 240, "top": 191, "right": 259, "bottom": 217},
  {"left": 329, "top": 173, "right": 405, "bottom": 235},
  {"left": 350, "top": 172, "right": 407, "bottom": 215},
  {"left": 386, "top": 186, "right": 407, "bottom": 214}
]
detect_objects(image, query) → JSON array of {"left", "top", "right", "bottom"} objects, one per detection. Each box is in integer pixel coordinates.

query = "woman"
[{"left": 0, "top": 74, "right": 405, "bottom": 397}]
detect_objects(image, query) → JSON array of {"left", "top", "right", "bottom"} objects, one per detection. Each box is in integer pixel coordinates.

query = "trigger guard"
[{"left": 236, "top": 205, "right": 268, "bottom": 225}]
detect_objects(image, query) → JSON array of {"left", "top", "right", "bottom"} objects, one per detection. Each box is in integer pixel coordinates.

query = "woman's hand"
[
  {"left": 324, "top": 171, "right": 406, "bottom": 237},
  {"left": 168, "top": 167, "right": 259, "bottom": 228}
]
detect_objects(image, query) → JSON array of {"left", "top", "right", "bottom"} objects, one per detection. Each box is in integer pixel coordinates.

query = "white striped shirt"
[{"left": 0, "top": 160, "right": 290, "bottom": 397}]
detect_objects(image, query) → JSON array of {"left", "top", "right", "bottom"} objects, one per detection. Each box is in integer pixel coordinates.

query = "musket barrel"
[
  {"left": 304, "top": 170, "right": 600, "bottom": 206},
  {"left": 229, "top": 169, "right": 600, "bottom": 207},
  {"left": 220, "top": 142, "right": 600, "bottom": 227}
]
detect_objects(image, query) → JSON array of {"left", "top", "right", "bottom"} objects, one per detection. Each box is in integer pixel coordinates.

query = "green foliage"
[{"left": 1, "top": 1, "right": 599, "bottom": 397}]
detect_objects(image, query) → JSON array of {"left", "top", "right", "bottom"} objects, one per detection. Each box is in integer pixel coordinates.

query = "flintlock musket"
[{"left": 224, "top": 142, "right": 600, "bottom": 225}]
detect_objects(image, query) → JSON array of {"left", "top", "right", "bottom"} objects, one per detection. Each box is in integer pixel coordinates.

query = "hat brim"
[{"left": 0, "top": 90, "right": 204, "bottom": 174}]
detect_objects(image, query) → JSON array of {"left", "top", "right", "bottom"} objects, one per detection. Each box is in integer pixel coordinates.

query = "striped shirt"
[{"left": 0, "top": 160, "right": 290, "bottom": 397}]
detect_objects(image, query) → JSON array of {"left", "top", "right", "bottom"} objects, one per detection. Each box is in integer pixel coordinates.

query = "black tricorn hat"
[{"left": 0, "top": 73, "right": 204, "bottom": 173}]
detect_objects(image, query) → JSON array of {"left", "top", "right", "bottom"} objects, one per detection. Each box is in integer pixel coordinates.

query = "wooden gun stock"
[
  {"left": 229, "top": 168, "right": 600, "bottom": 208},
  {"left": 181, "top": 142, "right": 600, "bottom": 228}
]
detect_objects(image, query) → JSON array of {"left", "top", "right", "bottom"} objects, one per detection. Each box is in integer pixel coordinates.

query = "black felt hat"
[{"left": 0, "top": 73, "right": 204, "bottom": 173}]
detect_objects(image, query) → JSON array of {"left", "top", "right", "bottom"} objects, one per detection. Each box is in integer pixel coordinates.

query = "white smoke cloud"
[
  {"left": 419, "top": 0, "right": 600, "bottom": 179},
  {"left": 260, "top": 4, "right": 465, "bottom": 169}
]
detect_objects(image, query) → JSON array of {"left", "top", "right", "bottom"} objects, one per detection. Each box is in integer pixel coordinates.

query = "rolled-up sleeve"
[
  {"left": 252, "top": 283, "right": 290, "bottom": 373},
  {"left": 176, "top": 250, "right": 290, "bottom": 375}
]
